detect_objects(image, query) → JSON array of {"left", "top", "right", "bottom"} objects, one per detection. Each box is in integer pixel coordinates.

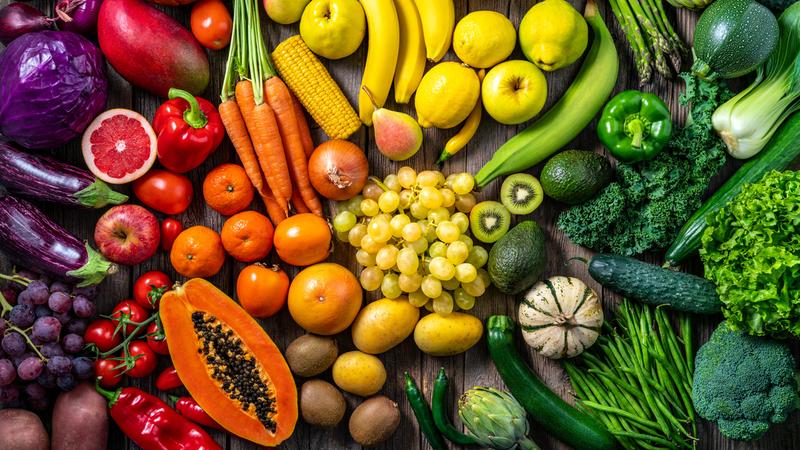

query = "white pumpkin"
[{"left": 518, "top": 276, "right": 603, "bottom": 359}]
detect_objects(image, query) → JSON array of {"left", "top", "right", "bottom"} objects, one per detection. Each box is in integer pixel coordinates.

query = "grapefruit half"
[{"left": 82, "top": 108, "right": 157, "bottom": 185}]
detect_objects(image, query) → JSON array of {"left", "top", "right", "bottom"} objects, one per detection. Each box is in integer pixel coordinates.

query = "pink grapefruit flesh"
[{"left": 82, "top": 108, "right": 157, "bottom": 185}]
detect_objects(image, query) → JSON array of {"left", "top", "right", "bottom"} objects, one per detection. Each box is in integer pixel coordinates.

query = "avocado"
[
  {"left": 488, "top": 220, "right": 547, "bottom": 295},
  {"left": 540, "top": 149, "right": 612, "bottom": 204}
]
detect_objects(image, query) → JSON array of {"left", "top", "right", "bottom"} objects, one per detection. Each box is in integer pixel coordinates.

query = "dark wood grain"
[{"left": 1, "top": 0, "right": 798, "bottom": 449}]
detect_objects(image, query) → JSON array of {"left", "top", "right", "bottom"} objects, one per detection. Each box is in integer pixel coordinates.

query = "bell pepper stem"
[
  {"left": 626, "top": 117, "right": 646, "bottom": 148},
  {"left": 168, "top": 88, "right": 208, "bottom": 129},
  {"left": 95, "top": 380, "right": 121, "bottom": 407}
]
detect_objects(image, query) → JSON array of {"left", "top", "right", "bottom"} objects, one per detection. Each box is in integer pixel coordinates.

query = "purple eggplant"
[
  {"left": 0, "top": 143, "right": 127, "bottom": 208},
  {"left": 0, "top": 194, "right": 116, "bottom": 286}
]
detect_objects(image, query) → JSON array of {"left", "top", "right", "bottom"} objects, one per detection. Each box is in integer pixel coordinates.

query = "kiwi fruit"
[
  {"left": 500, "top": 174, "right": 544, "bottom": 215},
  {"left": 469, "top": 201, "right": 511, "bottom": 243},
  {"left": 285, "top": 334, "right": 338, "bottom": 377},
  {"left": 300, "top": 380, "right": 346, "bottom": 428},
  {"left": 348, "top": 396, "right": 401, "bottom": 447}
]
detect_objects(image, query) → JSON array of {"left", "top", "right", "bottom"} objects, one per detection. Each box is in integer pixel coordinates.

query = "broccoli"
[{"left": 692, "top": 321, "right": 799, "bottom": 441}]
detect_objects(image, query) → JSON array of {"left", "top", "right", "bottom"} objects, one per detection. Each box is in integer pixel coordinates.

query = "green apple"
[
  {"left": 300, "top": 0, "right": 365, "bottom": 60},
  {"left": 481, "top": 60, "right": 547, "bottom": 125},
  {"left": 264, "top": 0, "right": 311, "bottom": 25}
]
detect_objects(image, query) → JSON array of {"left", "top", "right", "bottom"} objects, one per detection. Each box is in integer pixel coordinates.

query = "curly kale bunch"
[
  {"left": 558, "top": 73, "right": 732, "bottom": 256},
  {"left": 692, "top": 322, "right": 799, "bottom": 441}
]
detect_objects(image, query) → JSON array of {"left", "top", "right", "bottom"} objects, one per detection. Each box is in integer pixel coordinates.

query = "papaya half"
[{"left": 160, "top": 278, "right": 297, "bottom": 446}]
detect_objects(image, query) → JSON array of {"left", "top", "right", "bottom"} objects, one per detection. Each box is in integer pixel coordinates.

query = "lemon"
[
  {"left": 519, "top": 0, "right": 588, "bottom": 71},
  {"left": 453, "top": 11, "right": 517, "bottom": 69},
  {"left": 415, "top": 62, "right": 480, "bottom": 129}
]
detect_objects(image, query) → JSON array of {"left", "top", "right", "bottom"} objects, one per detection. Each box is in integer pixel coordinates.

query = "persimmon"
[
  {"left": 170, "top": 226, "right": 226, "bottom": 278},
  {"left": 203, "top": 163, "right": 255, "bottom": 216},
  {"left": 273, "top": 213, "right": 331, "bottom": 266},
  {"left": 221, "top": 211, "right": 274, "bottom": 262},
  {"left": 288, "top": 263, "right": 362, "bottom": 335},
  {"left": 236, "top": 264, "right": 290, "bottom": 318}
]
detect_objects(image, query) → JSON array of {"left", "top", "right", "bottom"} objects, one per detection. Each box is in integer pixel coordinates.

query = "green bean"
[
  {"left": 612, "top": 430, "right": 679, "bottom": 448},
  {"left": 580, "top": 401, "right": 662, "bottom": 430}
]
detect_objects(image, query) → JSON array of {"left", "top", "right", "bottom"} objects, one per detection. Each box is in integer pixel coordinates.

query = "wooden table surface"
[{"left": 1, "top": 0, "right": 799, "bottom": 449}]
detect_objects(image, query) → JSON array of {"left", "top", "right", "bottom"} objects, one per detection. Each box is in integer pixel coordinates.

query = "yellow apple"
[
  {"left": 300, "top": 0, "right": 366, "bottom": 60},
  {"left": 264, "top": 0, "right": 311, "bottom": 25},
  {"left": 481, "top": 60, "right": 547, "bottom": 125}
]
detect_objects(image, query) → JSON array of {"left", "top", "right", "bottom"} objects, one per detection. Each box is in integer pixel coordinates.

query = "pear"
[{"left": 363, "top": 87, "right": 423, "bottom": 161}]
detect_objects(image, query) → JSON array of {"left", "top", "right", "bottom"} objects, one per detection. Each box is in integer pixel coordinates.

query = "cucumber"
[
  {"left": 588, "top": 254, "right": 722, "bottom": 314},
  {"left": 665, "top": 112, "right": 800, "bottom": 265},
  {"left": 486, "top": 316, "right": 619, "bottom": 450}
]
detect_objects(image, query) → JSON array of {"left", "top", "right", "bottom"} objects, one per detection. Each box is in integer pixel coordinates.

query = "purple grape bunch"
[{"left": 0, "top": 269, "right": 100, "bottom": 411}]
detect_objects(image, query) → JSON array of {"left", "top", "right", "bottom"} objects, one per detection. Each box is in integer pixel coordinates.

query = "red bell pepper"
[
  {"left": 155, "top": 365, "right": 183, "bottom": 391},
  {"left": 171, "top": 396, "right": 223, "bottom": 430},
  {"left": 153, "top": 88, "right": 224, "bottom": 173}
]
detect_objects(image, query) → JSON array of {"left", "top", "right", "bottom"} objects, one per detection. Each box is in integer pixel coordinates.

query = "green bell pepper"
[{"left": 597, "top": 90, "right": 672, "bottom": 162}]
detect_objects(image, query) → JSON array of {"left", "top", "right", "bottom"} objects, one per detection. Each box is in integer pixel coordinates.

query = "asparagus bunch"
[{"left": 609, "top": 0, "right": 687, "bottom": 84}]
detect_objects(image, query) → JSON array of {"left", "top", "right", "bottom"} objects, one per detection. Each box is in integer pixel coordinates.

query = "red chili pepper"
[
  {"left": 155, "top": 366, "right": 183, "bottom": 391},
  {"left": 171, "top": 396, "right": 223, "bottom": 430},
  {"left": 95, "top": 384, "right": 221, "bottom": 450},
  {"left": 153, "top": 88, "right": 224, "bottom": 173}
]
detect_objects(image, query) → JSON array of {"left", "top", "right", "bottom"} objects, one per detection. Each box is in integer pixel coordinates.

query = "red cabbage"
[{"left": 0, "top": 30, "right": 107, "bottom": 149}]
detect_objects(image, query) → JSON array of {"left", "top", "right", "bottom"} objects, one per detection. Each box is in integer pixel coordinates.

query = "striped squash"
[{"left": 518, "top": 276, "right": 603, "bottom": 359}]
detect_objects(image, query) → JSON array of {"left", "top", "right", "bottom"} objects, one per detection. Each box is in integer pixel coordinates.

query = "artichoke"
[{"left": 458, "top": 387, "right": 540, "bottom": 450}]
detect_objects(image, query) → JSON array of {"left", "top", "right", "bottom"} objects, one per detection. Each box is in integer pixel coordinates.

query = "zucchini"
[
  {"left": 474, "top": 0, "right": 618, "bottom": 187},
  {"left": 588, "top": 254, "right": 721, "bottom": 314},
  {"left": 486, "top": 315, "right": 619, "bottom": 450},
  {"left": 665, "top": 111, "right": 800, "bottom": 265}
]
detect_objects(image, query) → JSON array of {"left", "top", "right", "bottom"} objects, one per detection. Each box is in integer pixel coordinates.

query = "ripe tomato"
[
  {"left": 84, "top": 319, "right": 122, "bottom": 353},
  {"left": 111, "top": 300, "right": 150, "bottom": 337},
  {"left": 236, "top": 264, "right": 289, "bottom": 318},
  {"left": 191, "top": 0, "right": 232, "bottom": 50},
  {"left": 132, "top": 169, "right": 193, "bottom": 215},
  {"left": 161, "top": 218, "right": 184, "bottom": 252},
  {"left": 146, "top": 321, "right": 170, "bottom": 355},
  {"left": 133, "top": 271, "right": 172, "bottom": 310},
  {"left": 126, "top": 341, "right": 157, "bottom": 378},
  {"left": 95, "top": 358, "right": 124, "bottom": 388}
]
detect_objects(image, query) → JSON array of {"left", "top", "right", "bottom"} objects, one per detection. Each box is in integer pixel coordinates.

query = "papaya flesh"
[{"left": 160, "top": 279, "right": 297, "bottom": 446}]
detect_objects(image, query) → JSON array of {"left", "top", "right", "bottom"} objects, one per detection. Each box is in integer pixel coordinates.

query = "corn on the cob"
[{"left": 271, "top": 36, "right": 361, "bottom": 140}]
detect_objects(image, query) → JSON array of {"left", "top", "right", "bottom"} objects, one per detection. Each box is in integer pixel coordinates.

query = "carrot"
[
  {"left": 291, "top": 188, "right": 311, "bottom": 214},
  {"left": 219, "top": 99, "right": 267, "bottom": 197},
  {"left": 265, "top": 77, "right": 323, "bottom": 216},
  {"left": 260, "top": 188, "right": 287, "bottom": 225},
  {"left": 236, "top": 80, "right": 292, "bottom": 213},
  {"left": 291, "top": 92, "right": 315, "bottom": 158}
]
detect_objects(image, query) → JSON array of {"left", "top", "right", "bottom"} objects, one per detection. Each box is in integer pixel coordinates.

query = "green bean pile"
[{"left": 564, "top": 300, "right": 696, "bottom": 450}]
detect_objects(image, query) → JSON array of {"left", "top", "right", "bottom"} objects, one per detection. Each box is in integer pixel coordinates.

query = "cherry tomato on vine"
[
  {"left": 111, "top": 300, "right": 149, "bottom": 337},
  {"left": 95, "top": 358, "right": 124, "bottom": 388},
  {"left": 133, "top": 271, "right": 172, "bottom": 310},
  {"left": 132, "top": 169, "right": 193, "bottom": 215},
  {"left": 191, "top": 0, "right": 232, "bottom": 50},
  {"left": 84, "top": 319, "right": 122, "bottom": 353},
  {"left": 146, "top": 321, "right": 170, "bottom": 355},
  {"left": 161, "top": 218, "right": 184, "bottom": 252},
  {"left": 126, "top": 341, "right": 158, "bottom": 378}
]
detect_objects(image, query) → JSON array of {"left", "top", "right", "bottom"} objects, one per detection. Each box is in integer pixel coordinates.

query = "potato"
[
  {"left": 285, "top": 334, "right": 338, "bottom": 377},
  {"left": 352, "top": 297, "right": 420, "bottom": 354},
  {"left": 413, "top": 312, "right": 483, "bottom": 356},
  {"left": 332, "top": 351, "right": 386, "bottom": 396},
  {"left": 349, "top": 396, "right": 401, "bottom": 447},
  {"left": 52, "top": 382, "right": 109, "bottom": 450},
  {"left": 0, "top": 409, "right": 48, "bottom": 450}
]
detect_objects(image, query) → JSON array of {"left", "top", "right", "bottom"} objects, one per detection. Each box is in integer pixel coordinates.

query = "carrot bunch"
[{"left": 219, "top": 0, "right": 321, "bottom": 225}]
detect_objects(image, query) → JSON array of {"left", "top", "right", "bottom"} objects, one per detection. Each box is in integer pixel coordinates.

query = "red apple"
[{"left": 94, "top": 205, "right": 160, "bottom": 265}]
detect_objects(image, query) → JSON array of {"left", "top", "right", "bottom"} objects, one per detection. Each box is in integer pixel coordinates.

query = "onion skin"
[
  {"left": 308, "top": 140, "right": 369, "bottom": 201},
  {"left": 56, "top": 0, "right": 102, "bottom": 36},
  {"left": 0, "top": 3, "right": 52, "bottom": 45}
]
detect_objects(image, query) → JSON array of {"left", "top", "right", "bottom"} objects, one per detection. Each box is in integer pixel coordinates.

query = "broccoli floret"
[{"left": 692, "top": 322, "right": 799, "bottom": 441}]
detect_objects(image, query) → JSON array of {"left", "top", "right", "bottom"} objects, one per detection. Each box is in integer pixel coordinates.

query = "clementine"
[
  {"left": 273, "top": 213, "right": 331, "bottom": 266},
  {"left": 203, "top": 163, "right": 255, "bottom": 216},
  {"left": 170, "top": 225, "right": 226, "bottom": 278},
  {"left": 236, "top": 264, "right": 290, "bottom": 318},
  {"left": 288, "top": 263, "right": 362, "bottom": 335},
  {"left": 221, "top": 211, "right": 274, "bottom": 262}
]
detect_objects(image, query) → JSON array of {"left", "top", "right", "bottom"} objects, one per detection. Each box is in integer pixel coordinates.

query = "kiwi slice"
[
  {"left": 469, "top": 201, "right": 511, "bottom": 243},
  {"left": 500, "top": 174, "right": 543, "bottom": 215}
]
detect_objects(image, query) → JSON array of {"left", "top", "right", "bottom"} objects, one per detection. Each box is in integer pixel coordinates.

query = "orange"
[
  {"left": 288, "top": 263, "right": 362, "bottom": 335},
  {"left": 203, "top": 164, "right": 255, "bottom": 216},
  {"left": 273, "top": 213, "right": 331, "bottom": 266},
  {"left": 170, "top": 225, "right": 226, "bottom": 278},
  {"left": 236, "top": 264, "right": 290, "bottom": 318},
  {"left": 221, "top": 211, "right": 274, "bottom": 262}
]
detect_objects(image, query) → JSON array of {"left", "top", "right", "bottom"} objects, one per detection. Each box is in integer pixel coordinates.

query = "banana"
[
  {"left": 392, "top": 0, "right": 426, "bottom": 104},
  {"left": 359, "top": 0, "right": 400, "bottom": 125},
  {"left": 414, "top": 0, "right": 454, "bottom": 62}
]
